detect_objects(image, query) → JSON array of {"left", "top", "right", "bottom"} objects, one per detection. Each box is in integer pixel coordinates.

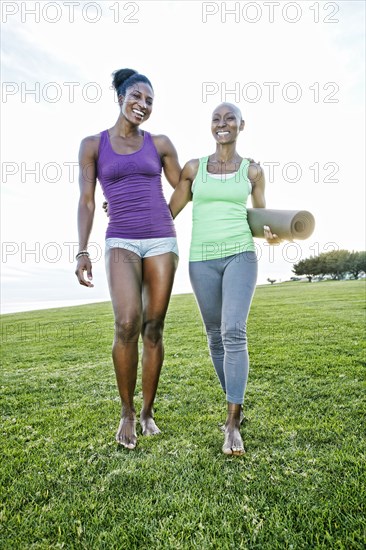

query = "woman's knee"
[
  {"left": 222, "top": 323, "right": 248, "bottom": 350},
  {"left": 206, "top": 324, "right": 224, "bottom": 353},
  {"left": 141, "top": 318, "right": 164, "bottom": 346},
  {"left": 114, "top": 317, "right": 141, "bottom": 344}
]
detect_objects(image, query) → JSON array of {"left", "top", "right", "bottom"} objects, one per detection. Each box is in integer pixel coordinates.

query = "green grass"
[{"left": 1, "top": 280, "right": 365, "bottom": 549}]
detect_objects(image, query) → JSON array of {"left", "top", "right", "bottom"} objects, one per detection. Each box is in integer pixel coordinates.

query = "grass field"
[{"left": 1, "top": 280, "right": 365, "bottom": 549}]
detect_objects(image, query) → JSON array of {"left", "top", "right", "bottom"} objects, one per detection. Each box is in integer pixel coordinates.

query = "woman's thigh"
[
  {"left": 222, "top": 252, "right": 258, "bottom": 327},
  {"left": 189, "top": 260, "right": 223, "bottom": 328},
  {"left": 142, "top": 252, "right": 178, "bottom": 324},
  {"left": 105, "top": 247, "right": 143, "bottom": 325}
]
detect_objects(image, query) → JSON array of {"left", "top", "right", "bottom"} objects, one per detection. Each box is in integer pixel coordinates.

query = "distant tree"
[
  {"left": 292, "top": 256, "right": 320, "bottom": 282},
  {"left": 293, "top": 250, "right": 366, "bottom": 281},
  {"left": 322, "top": 250, "right": 351, "bottom": 279},
  {"left": 267, "top": 278, "right": 276, "bottom": 285},
  {"left": 348, "top": 251, "right": 366, "bottom": 279}
]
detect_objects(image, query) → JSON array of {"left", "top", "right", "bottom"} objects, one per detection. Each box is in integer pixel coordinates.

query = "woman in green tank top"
[{"left": 170, "top": 103, "right": 280, "bottom": 456}]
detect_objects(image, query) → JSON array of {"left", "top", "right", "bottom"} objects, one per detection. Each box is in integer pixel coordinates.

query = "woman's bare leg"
[
  {"left": 140, "top": 252, "right": 178, "bottom": 435},
  {"left": 106, "top": 247, "right": 142, "bottom": 449}
]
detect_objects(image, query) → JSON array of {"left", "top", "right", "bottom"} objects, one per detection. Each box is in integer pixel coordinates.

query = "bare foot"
[
  {"left": 140, "top": 413, "right": 161, "bottom": 436},
  {"left": 222, "top": 426, "right": 245, "bottom": 456},
  {"left": 115, "top": 415, "right": 137, "bottom": 449},
  {"left": 219, "top": 407, "right": 245, "bottom": 432}
]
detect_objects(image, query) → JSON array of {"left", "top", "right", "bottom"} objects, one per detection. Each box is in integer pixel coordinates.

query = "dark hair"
[{"left": 112, "top": 68, "right": 153, "bottom": 97}]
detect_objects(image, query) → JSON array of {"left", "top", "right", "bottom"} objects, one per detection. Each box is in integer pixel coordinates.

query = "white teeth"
[
  {"left": 133, "top": 109, "right": 144, "bottom": 117},
  {"left": 217, "top": 131, "right": 229, "bottom": 135}
]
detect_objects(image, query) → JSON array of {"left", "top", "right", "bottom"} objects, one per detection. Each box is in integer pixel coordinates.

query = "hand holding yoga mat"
[{"left": 247, "top": 209, "right": 315, "bottom": 241}]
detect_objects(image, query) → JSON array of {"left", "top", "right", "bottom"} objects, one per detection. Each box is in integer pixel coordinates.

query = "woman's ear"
[
  {"left": 118, "top": 94, "right": 124, "bottom": 106},
  {"left": 240, "top": 119, "right": 245, "bottom": 131}
]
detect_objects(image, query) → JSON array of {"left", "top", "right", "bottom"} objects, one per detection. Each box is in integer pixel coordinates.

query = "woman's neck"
[
  {"left": 210, "top": 145, "right": 240, "bottom": 164},
  {"left": 112, "top": 115, "right": 142, "bottom": 138}
]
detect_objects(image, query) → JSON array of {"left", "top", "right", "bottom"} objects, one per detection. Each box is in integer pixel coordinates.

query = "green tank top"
[{"left": 189, "top": 156, "right": 255, "bottom": 262}]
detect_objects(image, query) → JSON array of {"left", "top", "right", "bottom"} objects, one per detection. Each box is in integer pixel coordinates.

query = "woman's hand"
[
  {"left": 75, "top": 256, "right": 94, "bottom": 287},
  {"left": 102, "top": 201, "right": 109, "bottom": 217},
  {"left": 263, "top": 225, "right": 282, "bottom": 245}
]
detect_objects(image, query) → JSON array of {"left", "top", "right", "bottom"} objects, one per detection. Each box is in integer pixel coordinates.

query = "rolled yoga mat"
[{"left": 247, "top": 209, "right": 315, "bottom": 240}]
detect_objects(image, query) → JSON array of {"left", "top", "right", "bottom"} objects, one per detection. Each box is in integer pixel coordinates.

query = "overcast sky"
[{"left": 1, "top": 0, "right": 365, "bottom": 313}]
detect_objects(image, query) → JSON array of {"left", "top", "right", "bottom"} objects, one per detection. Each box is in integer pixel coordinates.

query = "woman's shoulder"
[
  {"left": 150, "top": 133, "right": 177, "bottom": 154},
  {"left": 185, "top": 158, "right": 200, "bottom": 170},
  {"left": 241, "top": 157, "right": 259, "bottom": 167},
  {"left": 80, "top": 132, "right": 102, "bottom": 145},
  {"left": 79, "top": 132, "right": 103, "bottom": 156},
  {"left": 181, "top": 158, "right": 199, "bottom": 177},
  {"left": 247, "top": 160, "right": 263, "bottom": 185},
  {"left": 149, "top": 132, "right": 168, "bottom": 141},
  {"left": 150, "top": 133, "right": 178, "bottom": 149}
]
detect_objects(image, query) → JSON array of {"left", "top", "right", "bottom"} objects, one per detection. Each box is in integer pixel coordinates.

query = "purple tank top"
[{"left": 96, "top": 130, "right": 176, "bottom": 239}]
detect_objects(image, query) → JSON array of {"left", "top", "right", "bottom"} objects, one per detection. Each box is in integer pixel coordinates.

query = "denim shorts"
[{"left": 105, "top": 237, "right": 179, "bottom": 258}]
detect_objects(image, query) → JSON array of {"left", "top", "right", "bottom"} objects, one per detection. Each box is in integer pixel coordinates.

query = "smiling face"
[
  {"left": 211, "top": 103, "right": 244, "bottom": 144},
  {"left": 119, "top": 82, "right": 154, "bottom": 125}
]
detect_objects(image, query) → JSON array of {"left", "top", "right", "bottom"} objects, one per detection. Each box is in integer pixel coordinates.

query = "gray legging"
[{"left": 189, "top": 251, "right": 258, "bottom": 404}]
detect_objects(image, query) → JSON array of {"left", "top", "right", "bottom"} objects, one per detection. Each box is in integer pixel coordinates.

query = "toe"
[
  {"left": 231, "top": 446, "right": 245, "bottom": 456},
  {"left": 222, "top": 444, "right": 233, "bottom": 455}
]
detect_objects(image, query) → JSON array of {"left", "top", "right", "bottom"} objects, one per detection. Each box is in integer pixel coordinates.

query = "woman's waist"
[
  {"left": 191, "top": 219, "right": 252, "bottom": 240},
  {"left": 106, "top": 211, "right": 175, "bottom": 239}
]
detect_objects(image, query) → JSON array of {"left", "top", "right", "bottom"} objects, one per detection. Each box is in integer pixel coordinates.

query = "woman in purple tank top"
[{"left": 75, "top": 69, "right": 181, "bottom": 450}]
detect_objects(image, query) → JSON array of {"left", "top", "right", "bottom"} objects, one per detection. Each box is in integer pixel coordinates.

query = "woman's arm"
[
  {"left": 169, "top": 159, "right": 199, "bottom": 219},
  {"left": 153, "top": 135, "right": 181, "bottom": 189},
  {"left": 75, "top": 136, "right": 98, "bottom": 287},
  {"left": 248, "top": 161, "right": 266, "bottom": 208},
  {"left": 248, "top": 161, "right": 281, "bottom": 244}
]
